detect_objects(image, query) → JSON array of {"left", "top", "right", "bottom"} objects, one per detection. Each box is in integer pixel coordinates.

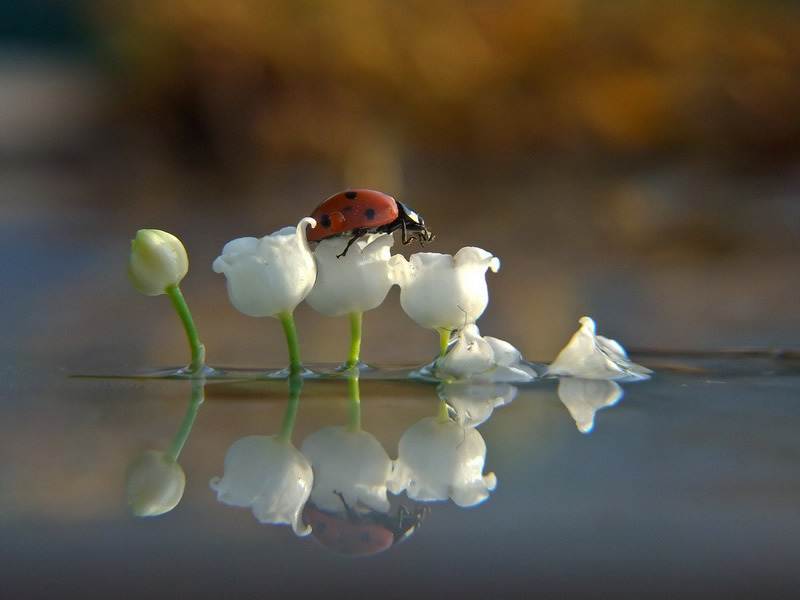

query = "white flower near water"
[
  {"left": 125, "top": 450, "right": 186, "bottom": 517},
  {"left": 437, "top": 324, "right": 537, "bottom": 382},
  {"left": 546, "top": 317, "right": 652, "bottom": 381},
  {"left": 300, "top": 426, "right": 393, "bottom": 514},
  {"left": 127, "top": 229, "right": 188, "bottom": 296},
  {"left": 305, "top": 233, "right": 398, "bottom": 317},
  {"left": 210, "top": 435, "right": 313, "bottom": 536},
  {"left": 557, "top": 378, "right": 624, "bottom": 434},
  {"left": 394, "top": 247, "right": 500, "bottom": 331},
  {"left": 212, "top": 218, "right": 317, "bottom": 318},
  {"left": 389, "top": 416, "right": 497, "bottom": 507},
  {"left": 439, "top": 381, "right": 518, "bottom": 428}
]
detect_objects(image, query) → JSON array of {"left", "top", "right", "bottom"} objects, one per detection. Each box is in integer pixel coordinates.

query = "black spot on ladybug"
[
  {"left": 314, "top": 521, "right": 327, "bottom": 534},
  {"left": 343, "top": 205, "right": 353, "bottom": 212},
  {"left": 345, "top": 191, "right": 357, "bottom": 199},
  {"left": 360, "top": 532, "right": 372, "bottom": 542},
  {"left": 365, "top": 208, "right": 376, "bottom": 220},
  {"left": 321, "top": 214, "right": 332, "bottom": 228}
]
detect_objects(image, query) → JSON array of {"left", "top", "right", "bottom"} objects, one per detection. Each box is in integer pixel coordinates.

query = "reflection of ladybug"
[
  {"left": 307, "top": 189, "right": 435, "bottom": 257},
  {"left": 303, "top": 493, "right": 429, "bottom": 556}
]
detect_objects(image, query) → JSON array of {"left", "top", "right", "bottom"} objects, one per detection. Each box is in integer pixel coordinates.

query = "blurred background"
[{"left": 2, "top": 0, "right": 800, "bottom": 370}]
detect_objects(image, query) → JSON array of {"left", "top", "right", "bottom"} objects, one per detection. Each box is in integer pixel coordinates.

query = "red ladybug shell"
[
  {"left": 307, "top": 189, "right": 399, "bottom": 242},
  {"left": 303, "top": 506, "right": 395, "bottom": 556}
]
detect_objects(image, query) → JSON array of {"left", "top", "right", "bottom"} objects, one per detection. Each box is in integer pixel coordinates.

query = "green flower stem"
[
  {"left": 278, "top": 311, "right": 303, "bottom": 375},
  {"left": 166, "top": 376, "right": 205, "bottom": 462},
  {"left": 347, "top": 373, "right": 361, "bottom": 432},
  {"left": 438, "top": 328, "right": 451, "bottom": 359},
  {"left": 278, "top": 373, "right": 303, "bottom": 443},
  {"left": 346, "top": 311, "right": 363, "bottom": 369},
  {"left": 165, "top": 283, "right": 205, "bottom": 374},
  {"left": 437, "top": 398, "right": 450, "bottom": 422}
]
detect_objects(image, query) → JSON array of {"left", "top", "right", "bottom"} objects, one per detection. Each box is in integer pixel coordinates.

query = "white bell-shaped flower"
[
  {"left": 547, "top": 317, "right": 653, "bottom": 381},
  {"left": 389, "top": 416, "right": 497, "bottom": 507},
  {"left": 438, "top": 324, "right": 537, "bottom": 382},
  {"left": 210, "top": 435, "right": 313, "bottom": 536},
  {"left": 300, "top": 426, "right": 393, "bottom": 513},
  {"left": 394, "top": 247, "right": 500, "bottom": 331},
  {"left": 305, "top": 234, "right": 399, "bottom": 317},
  {"left": 557, "top": 378, "right": 624, "bottom": 434},
  {"left": 125, "top": 450, "right": 186, "bottom": 517},
  {"left": 212, "top": 218, "right": 317, "bottom": 318},
  {"left": 439, "top": 381, "right": 517, "bottom": 428},
  {"left": 127, "top": 229, "right": 188, "bottom": 296}
]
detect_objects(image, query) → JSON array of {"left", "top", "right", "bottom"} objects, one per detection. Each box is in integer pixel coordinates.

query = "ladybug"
[
  {"left": 303, "top": 493, "right": 429, "bottom": 556},
  {"left": 307, "top": 189, "right": 434, "bottom": 257}
]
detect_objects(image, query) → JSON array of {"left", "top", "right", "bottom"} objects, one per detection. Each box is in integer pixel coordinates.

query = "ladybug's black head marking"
[{"left": 345, "top": 191, "right": 357, "bottom": 199}]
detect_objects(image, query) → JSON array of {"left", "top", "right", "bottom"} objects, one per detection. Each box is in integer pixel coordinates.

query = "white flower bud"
[
  {"left": 394, "top": 247, "right": 500, "bottom": 331},
  {"left": 300, "top": 426, "right": 393, "bottom": 514},
  {"left": 547, "top": 317, "right": 653, "bottom": 381},
  {"left": 212, "top": 218, "right": 317, "bottom": 318},
  {"left": 210, "top": 435, "right": 313, "bottom": 536},
  {"left": 305, "top": 234, "right": 397, "bottom": 317},
  {"left": 127, "top": 229, "right": 189, "bottom": 296},
  {"left": 125, "top": 450, "right": 186, "bottom": 517},
  {"left": 389, "top": 417, "right": 497, "bottom": 507}
]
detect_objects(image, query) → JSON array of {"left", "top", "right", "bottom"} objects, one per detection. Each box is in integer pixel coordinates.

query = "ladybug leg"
[
  {"left": 401, "top": 219, "right": 413, "bottom": 245},
  {"left": 334, "top": 490, "right": 362, "bottom": 522},
  {"left": 336, "top": 230, "right": 365, "bottom": 258}
]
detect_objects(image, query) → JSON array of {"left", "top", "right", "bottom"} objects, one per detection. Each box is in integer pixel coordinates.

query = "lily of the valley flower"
[
  {"left": 127, "top": 229, "right": 188, "bottom": 296},
  {"left": 210, "top": 435, "right": 313, "bottom": 536},
  {"left": 212, "top": 218, "right": 317, "bottom": 318},
  {"left": 546, "top": 317, "right": 653, "bottom": 381},
  {"left": 437, "top": 324, "right": 537, "bottom": 382},
  {"left": 125, "top": 450, "right": 186, "bottom": 517},
  {"left": 439, "top": 381, "right": 517, "bottom": 428},
  {"left": 300, "top": 426, "right": 393, "bottom": 514},
  {"left": 305, "top": 234, "right": 397, "bottom": 317},
  {"left": 395, "top": 247, "right": 500, "bottom": 333},
  {"left": 557, "top": 378, "right": 623, "bottom": 434},
  {"left": 389, "top": 414, "right": 497, "bottom": 507}
]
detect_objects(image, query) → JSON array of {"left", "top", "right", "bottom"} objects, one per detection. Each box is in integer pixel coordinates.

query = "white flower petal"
[
  {"left": 439, "top": 382, "right": 517, "bottom": 428},
  {"left": 438, "top": 324, "right": 536, "bottom": 383},
  {"left": 557, "top": 378, "right": 623, "bottom": 433}
]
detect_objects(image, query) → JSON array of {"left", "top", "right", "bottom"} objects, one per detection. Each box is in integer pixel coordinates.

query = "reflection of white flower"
[
  {"left": 125, "top": 450, "right": 186, "bottom": 517},
  {"left": 212, "top": 218, "right": 317, "bottom": 318},
  {"left": 127, "top": 229, "right": 189, "bottom": 296},
  {"left": 394, "top": 247, "right": 500, "bottom": 330},
  {"left": 438, "top": 324, "right": 536, "bottom": 382},
  {"left": 210, "top": 435, "right": 313, "bottom": 536},
  {"left": 547, "top": 317, "right": 652, "bottom": 381},
  {"left": 557, "top": 378, "right": 623, "bottom": 433},
  {"left": 305, "top": 234, "right": 397, "bottom": 317},
  {"left": 389, "top": 417, "right": 497, "bottom": 507},
  {"left": 439, "top": 381, "right": 517, "bottom": 428},
  {"left": 300, "top": 426, "right": 393, "bottom": 513}
]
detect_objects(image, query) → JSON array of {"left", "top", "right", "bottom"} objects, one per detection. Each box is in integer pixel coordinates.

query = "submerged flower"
[
  {"left": 127, "top": 229, "right": 188, "bottom": 296},
  {"left": 300, "top": 426, "right": 393, "bottom": 514},
  {"left": 394, "top": 247, "right": 500, "bottom": 331},
  {"left": 212, "top": 218, "right": 317, "bottom": 318},
  {"left": 125, "top": 450, "right": 186, "bottom": 517},
  {"left": 546, "top": 317, "right": 652, "bottom": 381},
  {"left": 439, "top": 381, "right": 517, "bottom": 428},
  {"left": 210, "top": 435, "right": 313, "bottom": 536},
  {"left": 557, "top": 378, "right": 623, "bottom": 434},
  {"left": 389, "top": 416, "right": 497, "bottom": 507},
  {"left": 438, "top": 324, "right": 537, "bottom": 382},
  {"left": 305, "top": 234, "right": 398, "bottom": 317}
]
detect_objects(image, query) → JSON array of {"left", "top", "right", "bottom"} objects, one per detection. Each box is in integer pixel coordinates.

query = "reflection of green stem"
[
  {"left": 347, "top": 373, "right": 361, "bottom": 432},
  {"left": 437, "top": 398, "right": 450, "bottom": 422},
  {"left": 346, "top": 311, "right": 363, "bottom": 369},
  {"left": 438, "top": 328, "right": 450, "bottom": 359},
  {"left": 166, "top": 284, "right": 205, "bottom": 373},
  {"left": 278, "top": 311, "right": 302, "bottom": 374},
  {"left": 278, "top": 373, "right": 303, "bottom": 442},
  {"left": 166, "top": 376, "right": 205, "bottom": 462}
]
